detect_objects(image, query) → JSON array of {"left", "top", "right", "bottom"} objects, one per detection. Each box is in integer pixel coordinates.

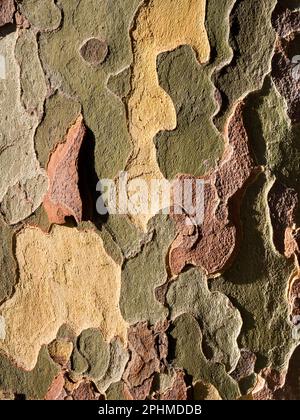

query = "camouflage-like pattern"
[{"left": 0, "top": 0, "right": 299, "bottom": 400}]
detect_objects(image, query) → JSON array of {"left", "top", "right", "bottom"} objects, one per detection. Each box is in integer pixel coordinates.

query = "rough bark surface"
[{"left": 0, "top": 0, "right": 299, "bottom": 400}]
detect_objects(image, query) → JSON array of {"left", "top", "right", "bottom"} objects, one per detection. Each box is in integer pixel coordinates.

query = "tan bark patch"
[
  {"left": 0, "top": 225, "right": 127, "bottom": 370},
  {"left": 125, "top": 0, "right": 210, "bottom": 230}
]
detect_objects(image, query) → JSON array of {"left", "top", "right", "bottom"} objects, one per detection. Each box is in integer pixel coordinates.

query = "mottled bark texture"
[{"left": 0, "top": 0, "right": 299, "bottom": 400}]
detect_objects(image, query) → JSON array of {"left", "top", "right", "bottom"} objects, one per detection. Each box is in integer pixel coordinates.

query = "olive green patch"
[
  {"left": 211, "top": 174, "right": 295, "bottom": 372},
  {"left": 120, "top": 214, "right": 176, "bottom": 325},
  {"left": 215, "top": 0, "right": 277, "bottom": 131},
  {"left": 0, "top": 347, "right": 59, "bottom": 400},
  {"left": 169, "top": 313, "right": 241, "bottom": 400},
  {"left": 166, "top": 268, "right": 242, "bottom": 373},
  {"left": 0, "top": 218, "right": 16, "bottom": 304},
  {"left": 38, "top": 0, "right": 143, "bottom": 180},
  {"left": 155, "top": 45, "right": 223, "bottom": 179}
]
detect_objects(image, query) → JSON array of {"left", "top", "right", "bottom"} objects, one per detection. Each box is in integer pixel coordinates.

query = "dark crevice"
[
  {"left": 77, "top": 127, "right": 108, "bottom": 227},
  {"left": 0, "top": 22, "right": 16, "bottom": 37},
  {"left": 213, "top": 0, "right": 242, "bottom": 124}
]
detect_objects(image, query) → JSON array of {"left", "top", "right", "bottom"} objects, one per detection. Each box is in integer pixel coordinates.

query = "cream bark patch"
[
  {"left": 125, "top": 0, "right": 210, "bottom": 231},
  {"left": 0, "top": 226, "right": 127, "bottom": 370}
]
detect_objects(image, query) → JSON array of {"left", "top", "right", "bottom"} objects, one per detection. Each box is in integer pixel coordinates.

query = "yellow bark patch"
[
  {"left": 0, "top": 226, "right": 127, "bottom": 370},
  {"left": 126, "top": 0, "right": 210, "bottom": 230}
]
